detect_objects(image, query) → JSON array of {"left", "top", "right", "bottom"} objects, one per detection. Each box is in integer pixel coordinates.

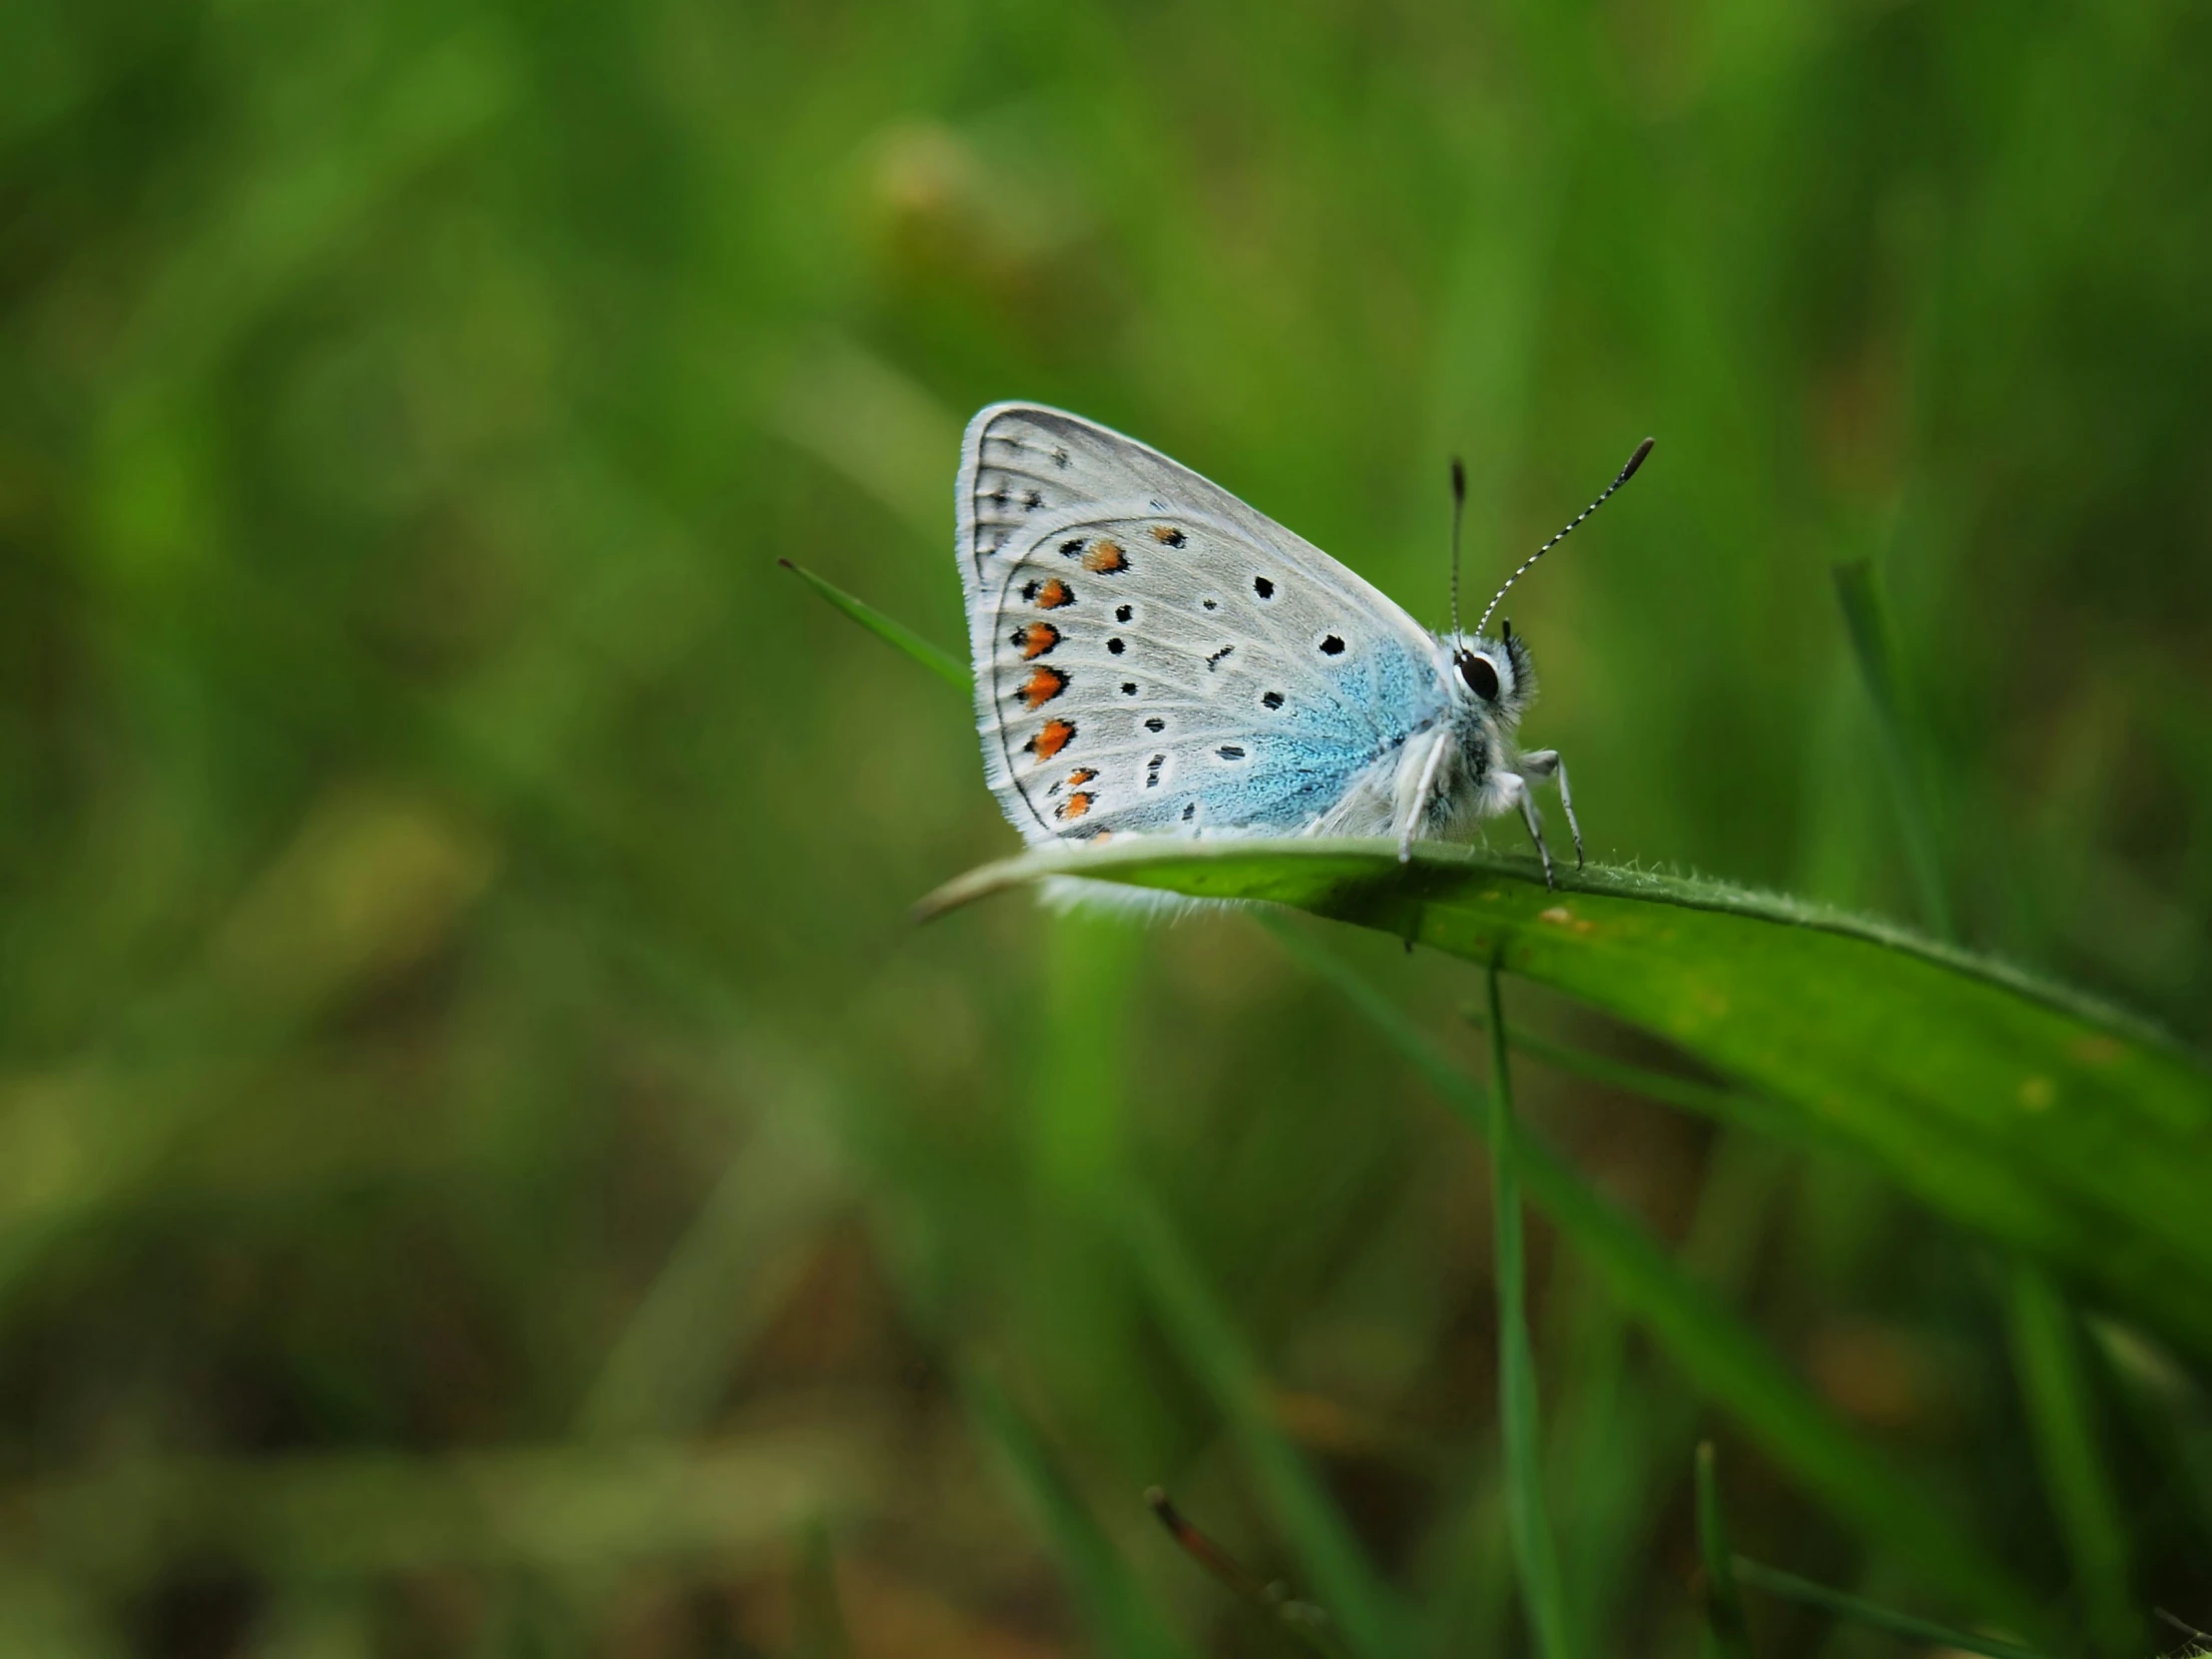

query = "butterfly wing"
[{"left": 956, "top": 403, "right": 1448, "bottom": 845}]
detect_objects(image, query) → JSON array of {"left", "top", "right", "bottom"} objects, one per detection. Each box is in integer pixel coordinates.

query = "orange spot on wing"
[
  {"left": 1151, "top": 525, "right": 1186, "bottom": 546},
  {"left": 1019, "top": 666, "right": 1069, "bottom": 709},
  {"left": 1034, "top": 578, "right": 1073, "bottom": 609},
  {"left": 1014, "top": 621, "right": 1061, "bottom": 659},
  {"left": 1027, "top": 719, "right": 1074, "bottom": 761},
  {"left": 1082, "top": 540, "right": 1128, "bottom": 573},
  {"left": 1059, "top": 792, "right": 1094, "bottom": 822},
  {"left": 1066, "top": 768, "right": 1097, "bottom": 787}
]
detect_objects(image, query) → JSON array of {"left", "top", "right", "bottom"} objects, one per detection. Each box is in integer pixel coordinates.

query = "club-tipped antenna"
[
  {"left": 1472, "top": 437, "right": 1654, "bottom": 639},
  {"left": 1447, "top": 456, "right": 1468, "bottom": 638}
]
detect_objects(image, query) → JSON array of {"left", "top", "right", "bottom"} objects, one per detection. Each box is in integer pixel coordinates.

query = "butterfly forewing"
[{"left": 957, "top": 405, "right": 1446, "bottom": 845}]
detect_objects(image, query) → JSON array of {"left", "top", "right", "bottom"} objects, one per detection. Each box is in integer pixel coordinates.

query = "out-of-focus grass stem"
[
  {"left": 793, "top": 1518, "right": 851, "bottom": 1659},
  {"left": 1484, "top": 960, "right": 1571, "bottom": 1659},
  {"left": 1144, "top": 1488, "right": 1356, "bottom": 1659},
  {"left": 1693, "top": 1443, "right": 1751, "bottom": 1659},
  {"left": 1121, "top": 1194, "right": 1403, "bottom": 1658},
  {"left": 965, "top": 1372, "right": 1197, "bottom": 1659},
  {"left": 1836, "top": 557, "right": 2137, "bottom": 1656},
  {"left": 1730, "top": 1556, "right": 2052, "bottom": 1659}
]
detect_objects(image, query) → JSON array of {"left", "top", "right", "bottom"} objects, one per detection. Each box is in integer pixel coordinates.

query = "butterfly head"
[{"left": 1444, "top": 618, "right": 1536, "bottom": 732}]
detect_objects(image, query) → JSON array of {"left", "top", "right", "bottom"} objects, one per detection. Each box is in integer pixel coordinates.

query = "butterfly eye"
[{"left": 1457, "top": 652, "right": 1500, "bottom": 701}]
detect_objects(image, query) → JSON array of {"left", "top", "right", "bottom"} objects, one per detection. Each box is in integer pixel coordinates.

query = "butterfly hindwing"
[{"left": 957, "top": 405, "right": 1448, "bottom": 845}]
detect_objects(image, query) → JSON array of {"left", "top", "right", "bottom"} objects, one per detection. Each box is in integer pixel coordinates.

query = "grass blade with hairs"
[{"left": 919, "top": 838, "right": 2212, "bottom": 1374}]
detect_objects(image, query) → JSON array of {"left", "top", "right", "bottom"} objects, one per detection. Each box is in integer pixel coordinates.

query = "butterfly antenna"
[
  {"left": 1448, "top": 456, "right": 1468, "bottom": 638},
  {"left": 1473, "top": 437, "right": 1654, "bottom": 638}
]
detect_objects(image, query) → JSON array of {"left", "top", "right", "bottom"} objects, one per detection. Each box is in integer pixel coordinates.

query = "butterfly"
[{"left": 954, "top": 403, "right": 1649, "bottom": 886}]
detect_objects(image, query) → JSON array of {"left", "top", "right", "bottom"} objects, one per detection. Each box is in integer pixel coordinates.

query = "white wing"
[{"left": 955, "top": 403, "right": 1448, "bottom": 844}]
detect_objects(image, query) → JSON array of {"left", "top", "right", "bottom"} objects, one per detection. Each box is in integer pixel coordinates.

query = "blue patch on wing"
[{"left": 1175, "top": 634, "right": 1440, "bottom": 832}]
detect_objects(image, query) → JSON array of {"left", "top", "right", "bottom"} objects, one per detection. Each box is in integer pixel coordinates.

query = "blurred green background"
[{"left": 3, "top": 0, "right": 2210, "bottom": 1654}]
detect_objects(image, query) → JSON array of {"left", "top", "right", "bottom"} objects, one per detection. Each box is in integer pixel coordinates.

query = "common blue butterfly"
[{"left": 955, "top": 403, "right": 1648, "bottom": 886}]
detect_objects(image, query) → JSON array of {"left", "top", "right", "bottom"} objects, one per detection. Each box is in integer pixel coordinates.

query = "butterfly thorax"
[{"left": 1412, "top": 624, "right": 1537, "bottom": 833}]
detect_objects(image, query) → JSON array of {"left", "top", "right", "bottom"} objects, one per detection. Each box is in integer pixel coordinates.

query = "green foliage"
[{"left": 6, "top": 0, "right": 2212, "bottom": 1653}]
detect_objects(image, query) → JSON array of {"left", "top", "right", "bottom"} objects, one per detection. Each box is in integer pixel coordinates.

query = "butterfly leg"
[
  {"left": 1498, "top": 770, "right": 1556, "bottom": 888},
  {"left": 1395, "top": 728, "right": 1452, "bottom": 863},
  {"left": 1519, "top": 750, "right": 1583, "bottom": 870}
]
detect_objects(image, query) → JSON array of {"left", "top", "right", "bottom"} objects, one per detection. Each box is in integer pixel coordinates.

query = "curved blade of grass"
[
  {"left": 1484, "top": 963, "right": 1571, "bottom": 1659},
  {"left": 1694, "top": 1443, "right": 1752, "bottom": 1659},
  {"left": 779, "top": 558, "right": 966, "bottom": 691},
  {"left": 1257, "top": 916, "right": 2040, "bottom": 1632},
  {"left": 917, "top": 838, "right": 2212, "bottom": 1373},
  {"left": 1731, "top": 1557, "right": 2050, "bottom": 1659}
]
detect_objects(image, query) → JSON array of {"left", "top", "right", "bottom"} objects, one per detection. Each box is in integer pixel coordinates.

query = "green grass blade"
[
  {"left": 1120, "top": 1191, "right": 1402, "bottom": 1658},
  {"left": 1833, "top": 559, "right": 1952, "bottom": 942},
  {"left": 1484, "top": 962, "right": 1571, "bottom": 1659},
  {"left": 576, "top": 1112, "right": 842, "bottom": 1439},
  {"left": 2092, "top": 1319, "right": 2212, "bottom": 1550},
  {"left": 917, "top": 838, "right": 2212, "bottom": 1374},
  {"left": 792, "top": 1518, "right": 851, "bottom": 1659},
  {"left": 1694, "top": 1443, "right": 1752, "bottom": 1659},
  {"left": 1252, "top": 917, "right": 2042, "bottom": 1631},
  {"left": 779, "top": 558, "right": 967, "bottom": 691},
  {"left": 962, "top": 1371, "right": 1198, "bottom": 1659},
  {"left": 2002, "top": 1271, "right": 2140, "bottom": 1656},
  {"left": 1731, "top": 1557, "right": 2051, "bottom": 1659}
]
